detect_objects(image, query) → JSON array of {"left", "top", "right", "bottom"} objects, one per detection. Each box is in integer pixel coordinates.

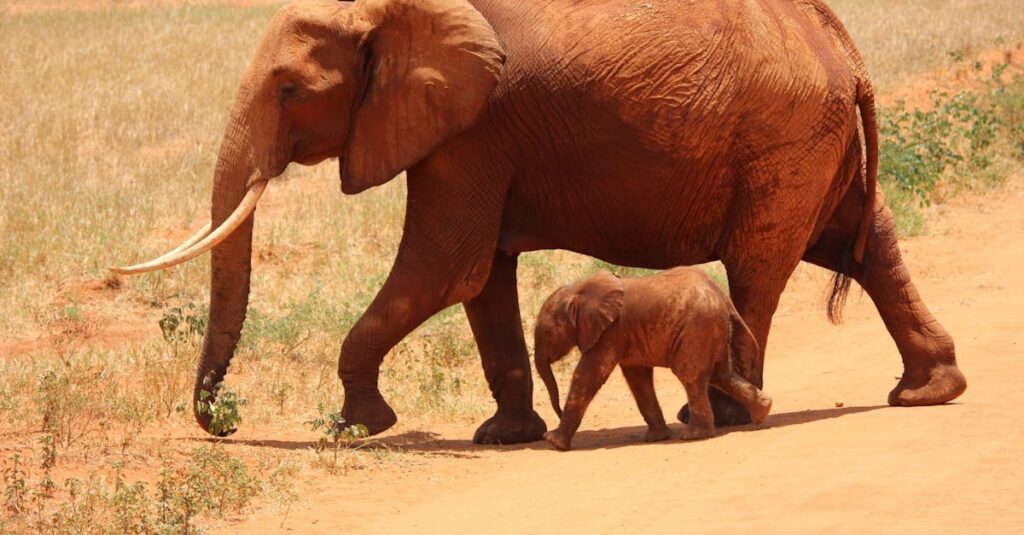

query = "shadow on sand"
[{"left": 187, "top": 403, "right": 889, "bottom": 455}]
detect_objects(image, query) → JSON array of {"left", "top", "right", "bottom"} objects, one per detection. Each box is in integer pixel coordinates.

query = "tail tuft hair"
[
  {"left": 825, "top": 243, "right": 856, "bottom": 325},
  {"left": 826, "top": 271, "right": 852, "bottom": 325}
]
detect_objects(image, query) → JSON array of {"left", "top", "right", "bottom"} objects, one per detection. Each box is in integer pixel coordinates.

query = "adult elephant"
[{"left": 114, "top": 0, "right": 966, "bottom": 443}]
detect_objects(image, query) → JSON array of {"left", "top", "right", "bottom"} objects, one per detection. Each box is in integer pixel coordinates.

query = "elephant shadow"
[
  {"left": 190, "top": 404, "right": 888, "bottom": 455},
  {"left": 380, "top": 403, "right": 890, "bottom": 453},
  {"left": 188, "top": 430, "right": 483, "bottom": 459}
]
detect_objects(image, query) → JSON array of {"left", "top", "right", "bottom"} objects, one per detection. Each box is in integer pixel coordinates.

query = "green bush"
[
  {"left": 878, "top": 66, "right": 1024, "bottom": 234},
  {"left": 195, "top": 376, "right": 248, "bottom": 437}
]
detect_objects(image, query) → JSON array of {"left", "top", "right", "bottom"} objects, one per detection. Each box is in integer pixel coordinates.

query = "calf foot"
[
  {"left": 473, "top": 409, "right": 547, "bottom": 445},
  {"left": 543, "top": 430, "right": 572, "bottom": 451},
  {"left": 645, "top": 426, "right": 672, "bottom": 442},
  {"left": 678, "top": 389, "right": 752, "bottom": 426},
  {"left": 749, "top": 393, "right": 773, "bottom": 425}
]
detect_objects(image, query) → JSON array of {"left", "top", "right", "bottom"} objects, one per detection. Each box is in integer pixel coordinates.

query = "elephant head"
[
  {"left": 533, "top": 271, "right": 625, "bottom": 418},
  {"left": 110, "top": 0, "right": 506, "bottom": 435}
]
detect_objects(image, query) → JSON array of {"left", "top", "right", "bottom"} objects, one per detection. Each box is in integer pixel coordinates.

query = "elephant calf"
[{"left": 534, "top": 268, "right": 772, "bottom": 451}]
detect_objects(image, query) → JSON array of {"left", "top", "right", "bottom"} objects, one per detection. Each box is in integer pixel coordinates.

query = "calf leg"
[
  {"left": 678, "top": 372, "right": 716, "bottom": 440},
  {"left": 711, "top": 361, "right": 772, "bottom": 424},
  {"left": 678, "top": 267, "right": 798, "bottom": 426},
  {"left": 544, "top": 346, "right": 618, "bottom": 451},
  {"left": 621, "top": 366, "right": 671, "bottom": 442}
]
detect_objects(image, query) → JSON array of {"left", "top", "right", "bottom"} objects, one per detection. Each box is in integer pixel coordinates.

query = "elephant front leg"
[
  {"left": 338, "top": 269, "right": 450, "bottom": 435},
  {"left": 464, "top": 252, "right": 547, "bottom": 445},
  {"left": 338, "top": 165, "right": 510, "bottom": 436}
]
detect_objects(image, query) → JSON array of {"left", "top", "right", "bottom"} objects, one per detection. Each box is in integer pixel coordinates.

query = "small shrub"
[
  {"left": 37, "top": 434, "right": 56, "bottom": 499},
  {"left": 159, "top": 303, "right": 207, "bottom": 345},
  {"left": 307, "top": 403, "right": 369, "bottom": 472},
  {"left": 6, "top": 445, "right": 269, "bottom": 534},
  {"left": 37, "top": 364, "right": 111, "bottom": 451},
  {"left": 3, "top": 453, "right": 28, "bottom": 516},
  {"left": 265, "top": 460, "right": 300, "bottom": 526},
  {"left": 878, "top": 67, "right": 1024, "bottom": 233},
  {"left": 196, "top": 376, "right": 248, "bottom": 437},
  {"left": 30, "top": 302, "right": 104, "bottom": 366}
]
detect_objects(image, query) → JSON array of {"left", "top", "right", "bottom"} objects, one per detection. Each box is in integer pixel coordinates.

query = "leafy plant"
[
  {"left": 159, "top": 303, "right": 207, "bottom": 345},
  {"left": 307, "top": 403, "right": 369, "bottom": 471},
  {"left": 307, "top": 403, "right": 369, "bottom": 445},
  {"left": 196, "top": 376, "right": 247, "bottom": 437},
  {"left": 37, "top": 434, "right": 56, "bottom": 499},
  {"left": 877, "top": 67, "right": 1024, "bottom": 234},
  {"left": 6, "top": 445, "right": 269, "bottom": 534},
  {"left": 3, "top": 453, "right": 27, "bottom": 515},
  {"left": 37, "top": 366, "right": 110, "bottom": 451}
]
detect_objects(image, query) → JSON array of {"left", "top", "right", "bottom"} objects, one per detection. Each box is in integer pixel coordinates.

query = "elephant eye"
[{"left": 279, "top": 82, "right": 299, "bottom": 100}]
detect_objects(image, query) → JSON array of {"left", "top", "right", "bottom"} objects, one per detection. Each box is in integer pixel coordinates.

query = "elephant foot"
[
  {"left": 678, "top": 389, "right": 752, "bottom": 427},
  {"left": 473, "top": 409, "right": 547, "bottom": 445},
  {"left": 645, "top": 426, "right": 672, "bottom": 443},
  {"left": 678, "top": 423, "right": 715, "bottom": 441},
  {"left": 543, "top": 430, "right": 572, "bottom": 451},
  {"left": 888, "top": 361, "right": 967, "bottom": 406},
  {"left": 341, "top": 390, "right": 397, "bottom": 436}
]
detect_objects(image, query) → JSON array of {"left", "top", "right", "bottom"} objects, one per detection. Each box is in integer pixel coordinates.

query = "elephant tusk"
[
  {"left": 108, "top": 222, "right": 211, "bottom": 275},
  {"left": 109, "top": 181, "right": 268, "bottom": 275},
  {"left": 163, "top": 222, "right": 213, "bottom": 257}
]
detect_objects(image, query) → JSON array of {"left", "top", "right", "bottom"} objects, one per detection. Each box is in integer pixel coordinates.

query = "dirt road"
[{"left": 229, "top": 179, "right": 1024, "bottom": 533}]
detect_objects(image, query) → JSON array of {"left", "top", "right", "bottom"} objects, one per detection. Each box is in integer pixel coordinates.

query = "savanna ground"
[{"left": 1, "top": 0, "right": 1024, "bottom": 532}]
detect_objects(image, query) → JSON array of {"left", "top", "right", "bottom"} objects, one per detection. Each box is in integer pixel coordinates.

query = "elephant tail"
[
  {"left": 825, "top": 79, "right": 878, "bottom": 325},
  {"left": 853, "top": 78, "right": 879, "bottom": 265}
]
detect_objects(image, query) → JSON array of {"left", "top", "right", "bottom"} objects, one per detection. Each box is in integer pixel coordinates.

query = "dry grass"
[
  {"left": 832, "top": 0, "right": 1024, "bottom": 91},
  {"left": 1, "top": 0, "right": 1023, "bottom": 531}
]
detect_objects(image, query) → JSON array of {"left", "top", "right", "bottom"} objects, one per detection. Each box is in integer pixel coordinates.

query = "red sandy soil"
[{"left": 205, "top": 176, "right": 1023, "bottom": 533}]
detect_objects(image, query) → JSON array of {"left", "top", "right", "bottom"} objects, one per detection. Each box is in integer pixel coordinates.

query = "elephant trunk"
[
  {"left": 193, "top": 99, "right": 259, "bottom": 436},
  {"left": 535, "top": 352, "right": 562, "bottom": 418}
]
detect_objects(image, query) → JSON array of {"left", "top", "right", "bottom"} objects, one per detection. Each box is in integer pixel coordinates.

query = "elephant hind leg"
[
  {"left": 805, "top": 195, "right": 966, "bottom": 406},
  {"left": 679, "top": 207, "right": 814, "bottom": 427},
  {"left": 861, "top": 204, "right": 965, "bottom": 406}
]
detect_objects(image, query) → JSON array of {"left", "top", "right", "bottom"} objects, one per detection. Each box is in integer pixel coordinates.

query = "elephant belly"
[{"left": 499, "top": 155, "right": 735, "bottom": 269}]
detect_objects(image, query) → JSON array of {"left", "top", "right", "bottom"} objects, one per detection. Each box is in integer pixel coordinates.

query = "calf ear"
[{"left": 573, "top": 271, "right": 625, "bottom": 352}]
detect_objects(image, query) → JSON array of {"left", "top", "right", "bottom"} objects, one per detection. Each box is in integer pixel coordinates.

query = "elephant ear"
[
  {"left": 572, "top": 271, "right": 625, "bottom": 352},
  {"left": 341, "top": 0, "right": 506, "bottom": 193}
]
